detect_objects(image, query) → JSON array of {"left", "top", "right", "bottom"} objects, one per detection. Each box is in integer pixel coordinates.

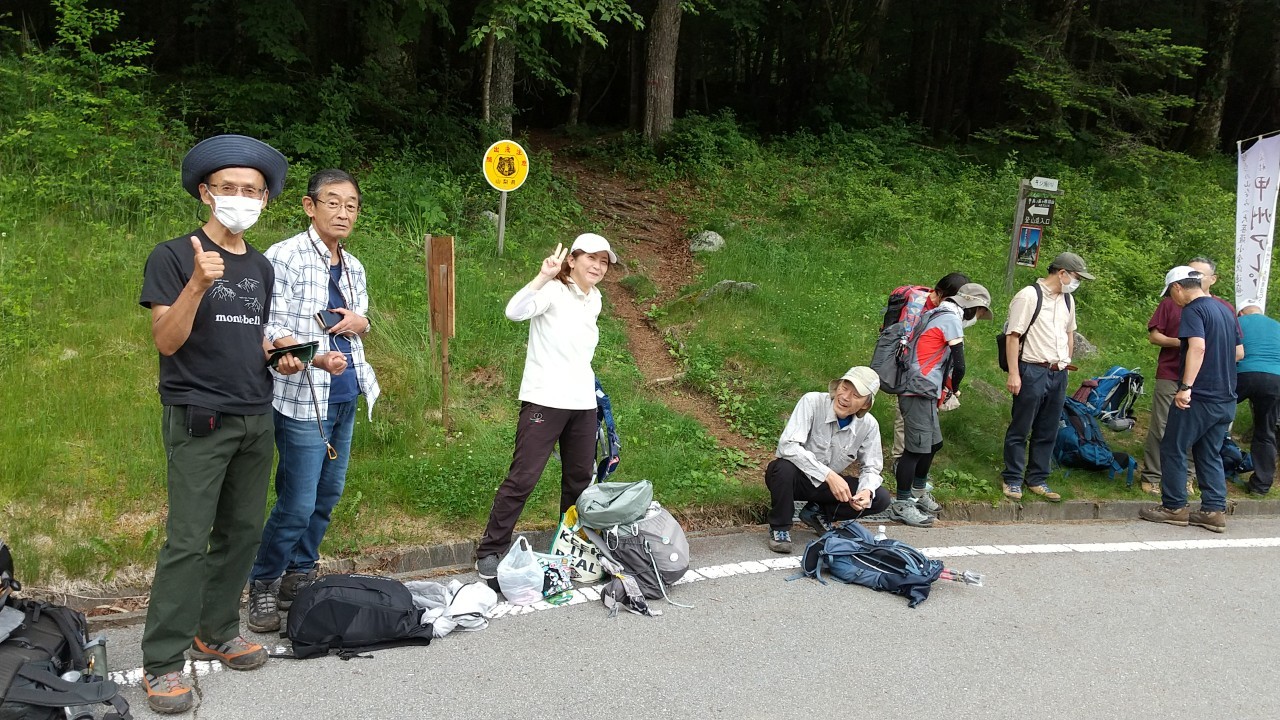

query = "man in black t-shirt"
[
  {"left": 1141, "top": 266, "right": 1243, "bottom": 534},
  {"left": 137, "top": 135, "right": 303, "bottom": 715}
]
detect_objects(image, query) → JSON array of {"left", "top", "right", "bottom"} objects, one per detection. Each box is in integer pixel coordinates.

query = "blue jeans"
[
  {"left": 251, "top": 401, "right": 356, "bottom": 581},
  {"left": 1001, "top": 363, "right": 1068, "bottom": 487},
  {"left": 1160, "top": 398, "right": 1235, "bottom": 512}
]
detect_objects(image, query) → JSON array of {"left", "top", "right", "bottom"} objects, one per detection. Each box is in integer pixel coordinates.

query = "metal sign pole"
[
  {"left": 497, "top": 191, "right": 508, "bottom": 257},
  {"left": 1005, "top": 179, "right": 1030, "bottom": 292}
]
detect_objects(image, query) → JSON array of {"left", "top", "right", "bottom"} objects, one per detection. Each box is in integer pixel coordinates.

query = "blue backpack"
[
  {"left": 1221, "top": 435, "right": 1254, "bottom": 481},
  {"left": 791, "top": 523, "right": 944, "bottom": 608},
  {"left": 594, "top": 379, "right": 621, "bottom": 482},
  {"left": 1082, "top": 366, "right": 1143, "bottom": 431},
  {"left": 1054, "top": 398, "right": 1136, "bottom": 485}
]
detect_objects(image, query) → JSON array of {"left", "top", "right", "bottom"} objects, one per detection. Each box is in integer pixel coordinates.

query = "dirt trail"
[{"left": 537, "top": 135, "right": 772, "bottom": 473}]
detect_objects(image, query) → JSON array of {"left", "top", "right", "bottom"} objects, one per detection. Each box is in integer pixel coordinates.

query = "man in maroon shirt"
[{"left": 1140, "top": 257, "right": 1236, "bottom": 495}]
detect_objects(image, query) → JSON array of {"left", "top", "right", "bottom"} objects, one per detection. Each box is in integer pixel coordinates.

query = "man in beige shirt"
[{"left": 1001, "top": 252, "right": 1095, "bottom": 501}]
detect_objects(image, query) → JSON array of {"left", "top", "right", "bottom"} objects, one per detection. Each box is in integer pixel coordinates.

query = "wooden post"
[
  {"left": 497, "top": 191, "right": 509, "bottom": 257},
  {"left": 1005, "top": 179, "right": 1030, "bottom": 292},
  {"left": 428, "top": 236, "right": 456, "bottom": 430},
  {"left": 439, "top": 264, "right": 450, "bottom": 431},
  {"left": 423, "top": 234, "right": 435, "bottom": 360}
]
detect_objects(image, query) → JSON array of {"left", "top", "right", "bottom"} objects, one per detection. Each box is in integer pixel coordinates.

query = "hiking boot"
[
  {"left": 768, "top": 529, "right": 793, "bottom": 554},
  {"left": 190, "top": 636, "right": 268, "bottom": 671},
  {"left": 1139, "top": 480, "right": 1161, "bottom": 496},
  {"left": 887, "top": 499, "right": 934, "bottom": 527},
  {"left": 1139, "top": 505, "right": 1190, "bottom": 526},
  {"left": 913, "top": 489, "right": 941, "bottom": 516},
  {"left": 798, "top": 503, "right": 832, "bottom": 536},
  {"left": 1026, "top": 484, "right": 1062, "bottom": 502},
  {"left": 246, "top": 578, "right": 280, "bottom": 633},
  {"left": 278, "top": 569, "right": 317, "bottom": 610},
  {"left": 144, "top": 671, "right": 193, "bottom": 714},
  {"left": 475, "top": 553, "right": 500, "bottom": 580},
  {"left": 1189, "top": 509, "right": 1226, "bottom": 533},
  {"left": 1002, "top": 483, "right": 1023, "bottom": 501}
]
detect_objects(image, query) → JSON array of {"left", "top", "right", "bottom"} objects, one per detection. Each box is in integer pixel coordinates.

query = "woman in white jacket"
[{"left": 475, "top": 233, "right": 617, "bottom": 580}]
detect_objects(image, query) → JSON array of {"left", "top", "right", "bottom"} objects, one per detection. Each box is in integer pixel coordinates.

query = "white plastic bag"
[{"left": 496, "top": 536, "right": 544, "bottom": 606}]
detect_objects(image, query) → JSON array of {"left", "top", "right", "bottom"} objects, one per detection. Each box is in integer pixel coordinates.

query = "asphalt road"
[{"left": 97, "top": 518, "right": 1280, "bottom": 720}]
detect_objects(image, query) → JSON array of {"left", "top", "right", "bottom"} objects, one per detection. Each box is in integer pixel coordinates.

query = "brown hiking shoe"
[
  {"left": 1002, "top": 484, "right": 1023, "bottom": 501},
  {"left": 1139, "top": 505, "right": 1189, "bottom": 526},
  {"left": 144, "top": 671, "right": 194, "bottom": 714},
  {"left": 1139, "top": 480, "right": 1161, "bottom": 496},
  {"left": 1189, "top": 509, "right": 1226, "bottom": 533},
  {"left": 190, "top": 635, "right": 268, "bottom": 671},
  {"left": 1025, "top": 484, "right": 1061, "bottom": 502}
]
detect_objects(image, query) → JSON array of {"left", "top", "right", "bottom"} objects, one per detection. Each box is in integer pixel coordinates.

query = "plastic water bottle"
[{"left": 873, "top": 525, "right": 887, "bottom": 542}]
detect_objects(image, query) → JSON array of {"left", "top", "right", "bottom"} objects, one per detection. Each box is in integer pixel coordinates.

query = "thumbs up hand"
[{"left": 189, "top": 236, "right": 224, "bottom": 292}]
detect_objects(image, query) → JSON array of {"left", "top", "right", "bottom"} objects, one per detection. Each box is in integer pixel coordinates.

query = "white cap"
[
  {"left": 1163, "top": 265, "right": 1203, "bottom": 296},
  {"left": 570, "top": 233, "right": 617, "bottom": 263}
]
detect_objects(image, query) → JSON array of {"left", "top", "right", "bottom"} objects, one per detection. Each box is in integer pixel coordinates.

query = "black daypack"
[
  {"left": 282, "top": 574, "right": 433, "bottom": 660},
  {"left": 0, "top": 599, "right": 131, "bottom": 720}
]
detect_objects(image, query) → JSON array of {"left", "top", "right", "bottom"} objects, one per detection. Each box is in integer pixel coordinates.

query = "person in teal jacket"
[{"left": 1237, "top": 301, "right": 1280, "bottom": 495}]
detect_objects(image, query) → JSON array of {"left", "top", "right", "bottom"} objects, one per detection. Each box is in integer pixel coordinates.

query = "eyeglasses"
[
  {"left": 206, "top": 183, "right": 266, "bottom": 199},
  {"left": 311, "top": 197, "right": 360, "bottom": 214}
]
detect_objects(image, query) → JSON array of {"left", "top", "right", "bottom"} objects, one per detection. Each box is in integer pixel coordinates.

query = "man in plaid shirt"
[{"left": 247, "top": 169, "right": 381, "bottom": 632}]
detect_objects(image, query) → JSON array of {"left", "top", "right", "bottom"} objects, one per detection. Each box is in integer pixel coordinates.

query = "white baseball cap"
[
  {"left": 570, "top": 233, "right": 617, "bottom": 263},
  {"left": 1163, "top": 265, "right": 1203, "bottom": 296},
  {"left": 829, "top": 366, "right": 880, "bottom": 416}
]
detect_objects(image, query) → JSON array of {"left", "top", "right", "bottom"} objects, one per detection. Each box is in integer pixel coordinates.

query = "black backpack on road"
[{"left": 283, "top": 574, "right": 433, "bottom": 660}]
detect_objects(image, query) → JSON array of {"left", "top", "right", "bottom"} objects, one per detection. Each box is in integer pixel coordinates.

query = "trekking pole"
[
  {"left": 302, "top": 365, "right": 338, "bottom": 460},
  {"left": 939, "top": 568, "right": 985, "bottom": 586}
]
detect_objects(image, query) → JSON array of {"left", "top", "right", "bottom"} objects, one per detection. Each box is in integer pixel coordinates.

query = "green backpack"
[{"left": 576, "top": 480, "right": 653, "bottom": 529}]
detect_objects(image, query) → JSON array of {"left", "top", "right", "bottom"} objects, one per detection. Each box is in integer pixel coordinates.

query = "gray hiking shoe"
[
  {"left": 278, "top": 569, "right": 317, "bottom": 610},
  {"left": 475, "top": 553, "right": 500, "bottom": 580},
  {"left": 887, "top": 499, "right": 935, "bottom": 527},
  {"left": 144, "top": 671, "right": 193, "bottom": 714},
  {"left": 768, "top": 529, "right": 793, "bottom": 553},
  {"left": 246, "top": 578, "right": 280, "bottom": 633},
  {"left": 912, "top": 489, "right": 941, "bottom": 516}
]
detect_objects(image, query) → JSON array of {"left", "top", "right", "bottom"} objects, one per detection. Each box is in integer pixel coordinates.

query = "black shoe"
[
  {"left": 798, "top": 503, "right": 832, "bottom": 535},
  {"left": 278, "top": 569, "right": 317, "bottom": 610}
]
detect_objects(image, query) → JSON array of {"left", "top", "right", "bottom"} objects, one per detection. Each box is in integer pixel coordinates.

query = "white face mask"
[
  {"left": 210, "top": 194, "right": 264, "bottom": 234},
  {"left": 962, "top": 317, "right": 978, "bottom": 328},
  {"left": 1062, "top": 276, "right": 1081, "bottom": 294}
]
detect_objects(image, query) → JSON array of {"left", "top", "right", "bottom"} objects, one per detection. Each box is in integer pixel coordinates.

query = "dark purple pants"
[{"left": 477, "top": 402, "right": 597, "bottom": 558}]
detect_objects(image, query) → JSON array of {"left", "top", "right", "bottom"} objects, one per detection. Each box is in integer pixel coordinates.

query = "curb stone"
[{"left": 80, "top": 500, "right": 1280, "bottom": 630}]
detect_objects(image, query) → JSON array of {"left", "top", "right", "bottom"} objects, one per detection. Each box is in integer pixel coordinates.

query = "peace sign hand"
[{"left": 538, "top": 243, "right": 568, "bottom": 280}]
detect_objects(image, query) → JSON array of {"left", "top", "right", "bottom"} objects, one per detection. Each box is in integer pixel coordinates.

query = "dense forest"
[{"left": 3, "top": 0, "right": 1278, "bottom": 166}]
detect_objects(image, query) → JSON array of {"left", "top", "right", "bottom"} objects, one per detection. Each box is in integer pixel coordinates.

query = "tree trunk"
[
  {"left": 642, "top": 0, "right": 682, "bottom": 143},
  {"left": 856, "top": 0, "right": 892, "bottom": 79},
  {"left": 492, "top": 27, "right": 516, "bottom": 135},
  {"left": 481, "top": 31, "right": 495, "bottom": 124},
  {"left": 568, "top": 43, "right": 587, "bottom": 127},
  {"left": 1189, "top": 0, "right": 1243, "bottom": 156},
  {"left": 629, "top": 30, "right": 644, "bottom": 131}
]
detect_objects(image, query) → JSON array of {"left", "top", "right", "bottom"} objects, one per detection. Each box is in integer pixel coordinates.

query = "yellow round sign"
[{"left": 483, "top": 140, "right": 530, "bottom": 192}]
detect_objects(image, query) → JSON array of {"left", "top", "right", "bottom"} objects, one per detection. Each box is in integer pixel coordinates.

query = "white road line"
[{"left": 107, "top": 535, "right": 1280, "bottom": 687}]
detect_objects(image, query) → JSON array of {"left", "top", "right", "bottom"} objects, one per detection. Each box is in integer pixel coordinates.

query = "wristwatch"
[{"left": 1177, "top": 382, "right": 1192, "bottom": 391}]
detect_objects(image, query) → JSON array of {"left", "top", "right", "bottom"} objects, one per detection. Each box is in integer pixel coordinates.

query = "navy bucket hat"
[{"left": 181, "top": 134, "right": 288, "bottom": 202}]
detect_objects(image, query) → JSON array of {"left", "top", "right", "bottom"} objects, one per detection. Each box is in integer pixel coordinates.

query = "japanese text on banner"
[{"left": 1236, "top": 134, "right": 1280, "bottom": 310}]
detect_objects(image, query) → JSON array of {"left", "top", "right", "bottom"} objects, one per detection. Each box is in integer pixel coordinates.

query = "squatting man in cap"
[
  {"left": 139, "top": 134, "right": 307, "bottom": 714},
  {"left": 765, "top": 367, "right": 892, "bottom": 553},
  {"left": 1001, "top": 252, "right": 1094, "bottom": 503}
]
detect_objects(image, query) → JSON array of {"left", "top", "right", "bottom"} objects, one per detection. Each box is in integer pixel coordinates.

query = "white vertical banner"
[{"left": 1236, "top": 133, "right": 1280, "bottom": 310}]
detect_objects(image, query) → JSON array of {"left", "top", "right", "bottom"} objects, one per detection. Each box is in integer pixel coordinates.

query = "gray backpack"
[
  {"left": 576, "top": 480, "right": 653, "bottom": 529},
  {"left": 584, "top": 502, "right": 691, "bottom": 607}
]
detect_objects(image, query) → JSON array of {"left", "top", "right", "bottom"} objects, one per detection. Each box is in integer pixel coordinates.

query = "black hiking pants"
[{"left": 765, "top": 458, "right": 891, "bottom": 530}]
